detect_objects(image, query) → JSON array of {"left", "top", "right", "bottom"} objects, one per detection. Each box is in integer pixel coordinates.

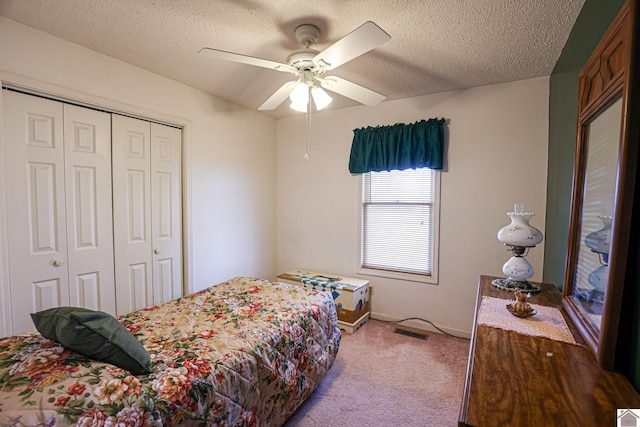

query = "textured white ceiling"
[{"left": 0, "top": 0, "right": 585, "bottom": 119}]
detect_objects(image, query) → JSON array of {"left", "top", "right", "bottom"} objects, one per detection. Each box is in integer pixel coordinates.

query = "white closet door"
[
  {"left": 63, "top": 104, "right": 116, "bottom": 315},
  {"left": 112, "top": 115, "right": 153, "bottom": 315},
  {"left": 4, "top": 91, "right": 68, "bottom": 333},
  {"left": 150, "top": 123, "right": 182, "bottom": 305}
]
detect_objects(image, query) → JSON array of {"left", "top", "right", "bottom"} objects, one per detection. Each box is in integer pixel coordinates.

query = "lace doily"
[{"left": 478, "top": 296, "right": 577, "bottom": 345}]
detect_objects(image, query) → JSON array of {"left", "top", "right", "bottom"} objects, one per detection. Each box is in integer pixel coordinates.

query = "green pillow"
[{"left": 31, "top": 307, "right": 152, "bottom": 375}]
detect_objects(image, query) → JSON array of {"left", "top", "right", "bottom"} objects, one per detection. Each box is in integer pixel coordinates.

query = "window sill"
[{"left": 357, "top": 267, "right": 438, "bottom": 285}]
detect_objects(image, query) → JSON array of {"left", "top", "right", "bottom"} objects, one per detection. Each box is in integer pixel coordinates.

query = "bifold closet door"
[
  {"left": 3, "top": 90, "right": 116, "bottom": 334},
  {"left": 149, "top": 122, "right": 182, "bottom": 306},
  {"left": 63, "top": 104, "right": 116, "bottom": 315},
  {"left": 112, "top": 115, "right": 182, "bottom": 315}
]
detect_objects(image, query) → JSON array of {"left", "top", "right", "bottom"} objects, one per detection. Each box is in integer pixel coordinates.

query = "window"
[{"left": 359, "top": 168, "right": 440, "bottom": 283}]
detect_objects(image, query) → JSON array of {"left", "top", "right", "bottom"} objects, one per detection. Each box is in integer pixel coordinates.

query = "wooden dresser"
[{"left": 459, "top": 275, "right": 640, "bottom": 426}]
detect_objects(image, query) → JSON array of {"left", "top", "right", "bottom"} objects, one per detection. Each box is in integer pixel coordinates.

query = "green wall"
[{"left": 543, "top": 0, "right": 626, "bottom": 288}]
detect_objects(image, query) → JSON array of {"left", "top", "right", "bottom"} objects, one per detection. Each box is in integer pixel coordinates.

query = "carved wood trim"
[{"left": 578, "top": 5, "right": 629, "bottom": 118}]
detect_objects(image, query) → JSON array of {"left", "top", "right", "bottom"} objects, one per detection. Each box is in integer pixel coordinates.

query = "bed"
[{"left": 0, "top": 277, "right": 341, "bottom": 426}]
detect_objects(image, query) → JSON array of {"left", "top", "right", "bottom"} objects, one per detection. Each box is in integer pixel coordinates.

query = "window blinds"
[{"left": 362, "top": 168, "right": 435, "bottom": 275}]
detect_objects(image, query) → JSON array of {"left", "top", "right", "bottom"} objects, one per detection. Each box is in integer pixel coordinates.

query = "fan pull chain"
[{"left": 304, "top": 85, "right": 311, "bottom": 160}]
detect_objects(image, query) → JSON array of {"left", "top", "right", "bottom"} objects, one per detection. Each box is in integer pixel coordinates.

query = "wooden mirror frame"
[{"left": 563, "top": 1, "right": 638, "bottom": 370}]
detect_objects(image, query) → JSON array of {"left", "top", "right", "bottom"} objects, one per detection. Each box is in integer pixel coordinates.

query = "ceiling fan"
[{"left": 199, "top": 21, "right": 391, "bottom": 112}]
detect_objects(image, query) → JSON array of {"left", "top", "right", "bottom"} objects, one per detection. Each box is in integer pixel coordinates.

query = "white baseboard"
[{"left": 370, "top": 312, "right": 472, "bottom": 339}]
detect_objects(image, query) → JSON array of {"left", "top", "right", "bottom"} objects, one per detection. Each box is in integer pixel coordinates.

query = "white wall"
[
  {"left": 277, "top": 77, "right": 549, "bottom": 336},
  {"left": 0, "top": 17, "right": 550, "bottom": 338},
  {"left": 0, "top": 18, "right": 277, "bottom": 309}
]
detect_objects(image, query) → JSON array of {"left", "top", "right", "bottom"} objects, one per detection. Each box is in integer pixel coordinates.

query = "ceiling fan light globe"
[
  {"left": 289, "top": 83, "right": 309, "bottom": 104},
  {"left": 311, "top": 87, "right": 332, "bottom": 110},
  {"left": 290, "top": 100, "right": 308, "bottom": 112}
]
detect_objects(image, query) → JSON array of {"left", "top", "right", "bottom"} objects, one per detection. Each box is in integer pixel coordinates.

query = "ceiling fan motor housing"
[
  {"left": 287, "top": 49, "right": 321, "bottom": 70},
  {"left": 288, "top": 24, "right": 322, "bottom": 71},
  {"left": 294, "top": 24, "right": 320, "bottom": 47}
]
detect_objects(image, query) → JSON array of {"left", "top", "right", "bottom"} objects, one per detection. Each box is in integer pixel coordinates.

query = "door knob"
[
  {"left": 154, "top": 248, "right": 160, "bottom": 255},
  {"left": 51, "top": 259, "right": 64, "bottom": 267}
]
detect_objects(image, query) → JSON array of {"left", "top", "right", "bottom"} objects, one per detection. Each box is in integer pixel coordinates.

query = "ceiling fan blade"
[
  {"left": 258, "top": 81, "right": 298, "bottom": 110},
  {"left": 313, "top": 21, "right": 390, "bottom": 71},
  {"left": 199, "top": 48, "right": 295, "bottom": 73},
  {"left": 320, "top": 76, "right": 385, "bottom": 106}
]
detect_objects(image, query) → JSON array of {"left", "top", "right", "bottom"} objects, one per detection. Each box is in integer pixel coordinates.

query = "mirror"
[
  {"left": 569, "top": 97, "right": 621, "bottom": 331},
  {"left": 563, "top": 1, "right": 636, "bottom": 370}
]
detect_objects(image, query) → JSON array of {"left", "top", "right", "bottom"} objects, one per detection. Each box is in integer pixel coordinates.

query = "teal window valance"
[{"left": 348, "top": 118, "right": 445, "bottom": 174}]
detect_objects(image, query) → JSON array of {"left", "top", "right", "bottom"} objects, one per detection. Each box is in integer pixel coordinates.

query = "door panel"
[
  {"left": 73, "top": 272, "right": 101, "bottom": 309},
  {"left": 4, "top": 91, "right": 69, "bottom": 333},
  {"left": 33, "top": 279, "right": 62, "bottom": 311},
  {"left": 155, "top": 258, "right": 174, "bottom": 304},
  {"left": 130, "top": 262, "right": 149, "bottom": 311},
  {"left": 127, "top": 170, "right": 147, "bottom": 242},
  {"left": 71, "top": 166, "right": 98, "bottom": 248},
  {"left": 112, "top": 114, "right": 152, "bottom": 315},
  {"left": 28, "top": 162, "right": 60, "bottom": 252},
  {"left": 64, "top": 104, "right": 116, "bottom": 316}
]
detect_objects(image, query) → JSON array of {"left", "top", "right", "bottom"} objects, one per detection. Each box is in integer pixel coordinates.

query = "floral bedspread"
[{"left": 0, "top": 277, "right": 341, "bottom": 427}]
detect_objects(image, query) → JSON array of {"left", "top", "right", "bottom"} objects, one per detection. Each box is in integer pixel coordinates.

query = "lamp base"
[{"left": 491, "top": 278, "right": 540, "bottom": 293}]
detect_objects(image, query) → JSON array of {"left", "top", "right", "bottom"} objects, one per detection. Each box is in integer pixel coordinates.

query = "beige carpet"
[{"left": 284, "top": 319, "right": 470, "bottom": 427}]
